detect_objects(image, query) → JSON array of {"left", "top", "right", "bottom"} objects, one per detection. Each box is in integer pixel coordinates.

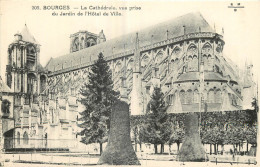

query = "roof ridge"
[{"left": 46, "top": 12, "right": 214, "bottom": 72}]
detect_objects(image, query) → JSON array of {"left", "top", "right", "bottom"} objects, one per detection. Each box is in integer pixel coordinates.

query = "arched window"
[
  {"left": 202, "top": 54, "right": 208, "bottom": 62},
  {"left": 232, "top": 94, "right": 237, "bottom": 105},
  {"left": 180, "top": 90, "right": 185, "bottom": 104},
  {"left": 127, "top": 59, "right": 134, "bottom": 74},
  {"left": 21, "top": 46, "right": 24, "bottom": 68},
  {"left": 202, "top": 43, "right": 213, "bottom": 71},
  {"left": 72, "top": 37, "right": 79, "bottom": 52},
  {"left": 86, "top": 38, "right": 96, "bottom": 47},
  {"left": 208, "top": 89, "right": 214, "bottom": 103},
  {"left": 186, "top": 89, "right": 193, "bottom": 104},
  {"left": 81, "top": 37, "right": 84, "bottom": 49},
  {"left": 114, "top": 61, "right": 122, "bottom": 75},
  {"left": 27, "top": 73, "right": 36, "bottom": 94},
  {"left": 194, "top": 89, "right": 199, "bottom": 103},
  {"left": 188, "top": 56, "right": 193, "bottom": 71},
  {"left": 207, "top": 54, "right": 213, "bottom": 71},
  {"left": 23, "top": 132, "right": 29, "bottom": 145},
  {"left": 141, "top": 55, "right": 150, "bottom": 69},
  {"left": 155, "top": 51, "right": 164, "bottom": 65},
  {"left": 170, "top": 59, "right": 175, "bottom": 70},
  {"left": 17, "top": 132, "right": 20, "bottom": 145},
  {"left": 192, "top": 55, "right": 198, "bottom": 71},
  {"left": 202, "top": 43, "right": 213, "bottom": 55},
  {"left": 26, "top": 45, "right": 36, "bottom": 70},
  {"left": 187, "top": 44, "right": 197, "bottom": 57},
  {"left": 216, "top": 43, "right": 222, "bottom": 53},
  {"left": 215, "top": 89, "right": 222, "bottom": 103},
  {"left": 40, "top": 75, "right": 47, "bottom": 93},
  {"left": 171, "top": 46, "right": 181, "bottom": 57},
  {"left": 7, "top": 73, "right": 12, "bottom": 88}
]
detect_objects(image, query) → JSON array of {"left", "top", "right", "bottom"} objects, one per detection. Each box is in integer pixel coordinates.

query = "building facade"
[{"left": 0, "top": 12, "right": 255, "bottom": 150}]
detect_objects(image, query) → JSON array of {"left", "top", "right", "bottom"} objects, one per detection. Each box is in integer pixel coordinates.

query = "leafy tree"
[
  {"left": 78, "top": 53, "right": 119, "bottom": 155},
  {"left": 142, "top": 87, "right": 171, "bottom": 154},
  {"left": 200, "top": 112, "right": 225, "bottom": 155},
  {"left": 168, "top": 116, "right": 185, "bottom": 153},
  {"left": 130, "top": 116, "right": 146, "bottom": 152},
  {"left": 248, "top": 97, "right": 258, "bottom": 125}
]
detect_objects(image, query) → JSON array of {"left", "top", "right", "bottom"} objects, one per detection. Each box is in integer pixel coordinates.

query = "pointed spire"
[{"left": 20, "top": 24, "right": 39, "bottom": 44}]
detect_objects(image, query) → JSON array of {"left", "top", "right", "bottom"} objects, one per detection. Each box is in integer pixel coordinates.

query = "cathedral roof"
[
  {"left": 46, "top": 12, "right": 214, "bottom": 73},
  {"left": 20, "top": 24, "right": 39, "bottom": 44}
]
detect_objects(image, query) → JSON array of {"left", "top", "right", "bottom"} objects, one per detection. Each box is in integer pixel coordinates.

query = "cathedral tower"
[
  {"left": 4, "top": 25, "right": 48, "bottom": 148},
  {"left": 6, "top": 25, "right": 40, "bottom": 94},
  {"left": 70, "top": 30, "right": 106, "bottom": 53}
]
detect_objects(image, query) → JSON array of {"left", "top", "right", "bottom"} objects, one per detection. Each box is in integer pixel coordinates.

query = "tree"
[
  {"left": 130, "top": 116, "right": 146, "bottom": 152},
  {"left": 168, "top": 115, "right": 185, "bottom": 154},
  {"left": 142, "top": 87, "right": 171, "bottom": 154},
  {"left": 78, "top": 53, "right": 119, "bottom": 155},
  {"left": 200, "top": 112, "right": 225, "bottom": 155}
]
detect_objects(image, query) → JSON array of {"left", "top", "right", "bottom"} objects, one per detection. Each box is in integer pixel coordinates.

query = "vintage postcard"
[{"left": 0, "top": 0, "right": 259, "bottom": 166}]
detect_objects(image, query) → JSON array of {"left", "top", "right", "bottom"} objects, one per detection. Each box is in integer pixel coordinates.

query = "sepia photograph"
[{"left": 0, "top": 0, "right": 259, "bottom": 166}]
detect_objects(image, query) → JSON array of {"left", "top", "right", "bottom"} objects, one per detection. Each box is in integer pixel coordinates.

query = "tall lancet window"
[
  {"left": 187, "top": 44, "right": 198, "bottom": 72},
  {"left": 186, "top": 89, "right": 193, "bottom": 104},
  {"left": 23, "top": 132, "right": 29, "bottom": 145},
  {"left": 180, "top": 90, "right": 186, "bottom": 104},
  {"left": 26, "top": 45, "right": 36, "bottom": 71},
  {"left": 72, "top": 37, "right": 79, "bottom": 52},
  {"left": 201, "top": 43, "right": 213, "bottom": 71},
  {"left": 17, "top": 132, "right": 20, "bottom": 145}
]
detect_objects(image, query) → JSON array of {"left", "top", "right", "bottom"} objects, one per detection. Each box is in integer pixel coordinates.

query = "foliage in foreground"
[
  {"left": 78, "top": 53, "right": 119, "bottom": 155},
  {"left": 131, "top": 110, "right": 257, "bottom": 154}
]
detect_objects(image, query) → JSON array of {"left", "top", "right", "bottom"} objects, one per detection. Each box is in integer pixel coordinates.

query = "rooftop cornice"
[{"left": 48, "top": 32, "right": 223, "bottom": 77}]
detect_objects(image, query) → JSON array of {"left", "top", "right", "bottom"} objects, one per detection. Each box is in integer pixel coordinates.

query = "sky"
[{"left": 1, "top": 0, "right": 260, "bottom": 82}]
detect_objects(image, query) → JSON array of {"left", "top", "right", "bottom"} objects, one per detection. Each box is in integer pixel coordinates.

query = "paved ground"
[{"left": 1, "top": 153, "right": 257, "bottom": 167}]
